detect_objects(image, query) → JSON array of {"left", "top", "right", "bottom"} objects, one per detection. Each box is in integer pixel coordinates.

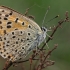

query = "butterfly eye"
[
  {"left": 41, "top": 27, "right": 47, "bottom": 32},
  {"left": 43, "top": 28, "right": 46, "bottom": 31}
]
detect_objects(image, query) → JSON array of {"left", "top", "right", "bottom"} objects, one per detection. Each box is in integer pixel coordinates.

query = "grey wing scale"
[{"left": 2, "top": 28, "right": 39, "bottom": 61}]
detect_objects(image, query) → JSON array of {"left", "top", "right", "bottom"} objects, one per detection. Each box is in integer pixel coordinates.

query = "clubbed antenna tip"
[
  {"left": 46, "top": 15, "right": 59, "bottom": 24},
  {"left": 55, "top": 15, "right": 59, "bottom": 18}
]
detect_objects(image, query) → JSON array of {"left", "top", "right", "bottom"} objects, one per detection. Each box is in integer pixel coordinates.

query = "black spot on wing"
[
  {"left": 15, "top": 18, "right": 19, "bottom": 23},
  {"left": 3, "top": 46, "right": 5, "bottom": 48},
  {"left": 28, "top": 33, "right": 30, "bottom": 35},
  {"left": 7, "top": 25, "right": 11, "bottom": 28},
  {"left": 0, "top": 21, "right": 2, "bottom": 24},
  {"left": 28, "top": 25, "right": 31, "bottom": 28},
  {"left": 27, "top": 38, "right": 29, "bottom": 40},
  {"left": 22, "top": 22, "right": 24, "bottom": 25},
  {"left": 27, "top": 43, "right": 30, "bottom": 46},
  {"left": 7, "top": 22, "right": 12, "bottom": 24},
  {"left": 0, "top": 17, "right": 1, "bottom": 19},
  {"left": 15, "top": 28, "right": 18, "bottom": 30},
  {"left": 15, "top": 49, "right": 17, "bottom": 52},
  {"left": 5, "top": 14, "right": 9, "bottom": 17},
  {"left": 12, "top": 32, "right": 14, "bottom": 35},
  {"left": 12, "top": 36, "right": 16, "bottom": 38},
  {"left": 0, "top": 48, "right": 1, "bottom": 50},
  {"left": 16, "top": 41, "right": 18, "bottom": 44},
  {"left": 4, "top": 49, "right": 6, "bottom": 52},
  {"left": 4, "top": 17, "right": 8, "bottom": 20},
  {"left": 4, "top": 30, "right": 7, "bottom": 34},
  {"left": 3, "top": 54, "right": 6, "bottom": 57},
  {"left": 8, "top": 55, "right": 11, "bottom": 58},
  {"left": 20, "top": 31, "right": 22, "bottom": 34},
  {"left": 0, "top": 37, "right": 2, "bottom": 41},
  {"left": 4, "top": 38, "right": 7, "bottom": 41},
  {"left": 0, "top": 26, "right": 3, "bottom": 29},
  {"left": 7, "top": 41, "right": 10, "bottom": 43},
  {"left": 22, "top": 47, "right": 24, "bottom": 49},
  {"left": 9, "top": 11, "right": 13, "bottom": 15},
  {"left": 2, "top": 10, "right": 4, "bottom": 12}
]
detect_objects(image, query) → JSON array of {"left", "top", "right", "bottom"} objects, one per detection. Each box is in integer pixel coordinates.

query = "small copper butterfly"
[{"left": 0, "top": 6, "right": 47, "bottom": 62}]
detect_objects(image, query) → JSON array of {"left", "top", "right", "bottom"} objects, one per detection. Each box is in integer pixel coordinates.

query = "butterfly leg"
[
  {"left": 24, "top": 8, "right": 35, "bottom": 19},
  {"left": 35, "top": 43, "right": 41, "bottom": 54},
  {"left": 46, "top": 33, "right": 52, "bottom": 39},
  {"left": 44, "top": 33, "right": 52, "bottom": 49},
  {"left": 28, "top": 15, "right": 35, "bottom": 19},
  {"left": 24, "top": 8, "right": 29, "bottom": 16},
  {"left": 44, "top": 40, "right": 49, "bottom": 49}
]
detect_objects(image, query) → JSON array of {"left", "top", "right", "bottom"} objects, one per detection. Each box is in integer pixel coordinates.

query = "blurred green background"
[{"left": 0, "top": 0, "right": 70, "bottom": 70}]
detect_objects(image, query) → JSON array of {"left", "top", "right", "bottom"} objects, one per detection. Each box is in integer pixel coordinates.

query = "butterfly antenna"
[
  {"left": 28, "top": 3, "right": 46, "bottom": 10},
  {"left": 42, "top": 6, "right": 50, "bottom": 26},
  {"left": 46, "top": 15, "right": 59, "bottom": 24}
]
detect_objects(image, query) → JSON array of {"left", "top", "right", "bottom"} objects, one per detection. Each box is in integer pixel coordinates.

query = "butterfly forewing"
[{"left": 0, "top": 6, "right": 42, "bottom": 62}]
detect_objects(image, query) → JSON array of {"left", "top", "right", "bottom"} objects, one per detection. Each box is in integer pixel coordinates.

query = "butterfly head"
[
  {"left": 41, "top": 27, "right": 47, "bottom": 32},
  {"left": 41, "top": 26, "right": 47, "bottom": 38}
]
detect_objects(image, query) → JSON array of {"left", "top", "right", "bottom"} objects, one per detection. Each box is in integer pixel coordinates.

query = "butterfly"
[{"left": 0, "top": 6, "right": 47, "bottom": 62}]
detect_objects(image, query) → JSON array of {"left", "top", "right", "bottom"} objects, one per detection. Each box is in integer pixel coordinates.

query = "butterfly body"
[{"left": 0, "top": 6, "right": 47, "bottom": 62}]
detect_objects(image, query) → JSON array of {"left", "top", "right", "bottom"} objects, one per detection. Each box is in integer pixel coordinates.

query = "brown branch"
[
  {"left": 40, "top": 11, "right": 69, "bottom": 50},
  {"left": 36, "top": 44, "right": 58, "bottom": 70},
  {"left": 2, "top": 60, "right": 13, "bottom": 70}
]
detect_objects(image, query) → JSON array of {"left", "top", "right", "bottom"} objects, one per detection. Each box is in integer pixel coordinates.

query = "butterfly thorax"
[{"left": 37, "top": 27, "right": 47, "bottom": 46}]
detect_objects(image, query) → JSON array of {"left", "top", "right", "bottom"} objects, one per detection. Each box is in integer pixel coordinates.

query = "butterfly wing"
[{"left": 0, "top": 6, "right": 42, "bottom": 62}]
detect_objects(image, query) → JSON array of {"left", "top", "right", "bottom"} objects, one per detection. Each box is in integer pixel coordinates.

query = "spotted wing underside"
[{"left": 0, "top": 6, "right": 39, "bottom": 62}]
